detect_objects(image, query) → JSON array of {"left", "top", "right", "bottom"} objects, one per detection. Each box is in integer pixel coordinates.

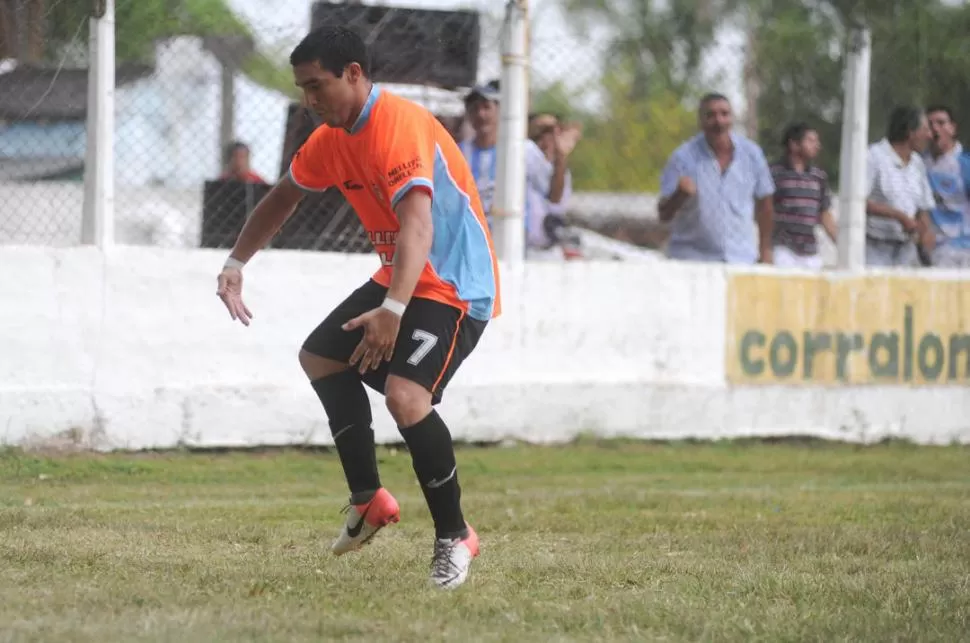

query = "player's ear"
[{"left": 346, "top": 62, "right": 363, "bottom": 84}]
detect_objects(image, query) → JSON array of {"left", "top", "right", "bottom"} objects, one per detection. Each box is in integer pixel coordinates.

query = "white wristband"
[
  {"left": 381, "top": 297, "right": 407, "bottom": 317},
  {"left": 224, "top": 257, "right": 246, "bottom": 271}
]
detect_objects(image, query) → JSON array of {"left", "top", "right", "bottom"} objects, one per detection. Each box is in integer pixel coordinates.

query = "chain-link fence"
[
  {"left": 524, "top": 0, "right": 970, "bottom": 260},
  {"left": 4, "top": 0, "right": 970, "bottom": 260},
  {"left": 0, "top": 0, "right": 503, "bottom": 250}
]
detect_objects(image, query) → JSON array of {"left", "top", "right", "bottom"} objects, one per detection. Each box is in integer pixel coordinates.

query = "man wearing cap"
[{"left": 460, "top": 80, "right": 501, "bottom": 228}]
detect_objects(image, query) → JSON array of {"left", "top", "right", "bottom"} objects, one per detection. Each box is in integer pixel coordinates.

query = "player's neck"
[
  {"left": 890, "top": 140, "right": 913, "bottom": 164},
  {"left": 932, "top": 140, "right": 955, "bottom": 158},
  {"left": 474, "top": 130, "right": 497, "bottom": 149},
  {"left": 343, "top": 81, "right": 375, "bottom": 131},
  {"left": 705, "top": 132, "right": 733, "bottom": 155},
  {"left": 787, "top": 154, "right": 807, "bottom": 172}
]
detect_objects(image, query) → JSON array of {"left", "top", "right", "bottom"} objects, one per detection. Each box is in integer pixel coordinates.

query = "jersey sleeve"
[
  {"left": 382, "top": 114, "right": 437, "bottom": 209},
  {"left": 287, "top": 127, "right": 335, "bottom": 192}
]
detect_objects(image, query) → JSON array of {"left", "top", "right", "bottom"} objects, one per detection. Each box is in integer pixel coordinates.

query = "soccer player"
[{"left": 215, "top": 26, "right": 501, "bottom": 590}]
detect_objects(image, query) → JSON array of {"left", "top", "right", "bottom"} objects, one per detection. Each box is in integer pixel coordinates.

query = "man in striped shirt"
[{"left": 770, "top": 123, "right": 837, "bottom": 269}]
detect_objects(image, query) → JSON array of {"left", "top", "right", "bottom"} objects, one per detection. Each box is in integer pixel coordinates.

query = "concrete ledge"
[{"left": 2, "top": 246, "right": 968, "bottom": 450}]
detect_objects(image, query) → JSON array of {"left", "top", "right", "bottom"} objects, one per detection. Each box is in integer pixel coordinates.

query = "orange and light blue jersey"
[{"left": 288, "top": 86, "right": 501, "bottom": 321}]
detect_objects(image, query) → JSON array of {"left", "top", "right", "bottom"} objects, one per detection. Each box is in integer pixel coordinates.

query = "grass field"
[{"left": 1, "top": 440, "right": 969, "bottom": 642}]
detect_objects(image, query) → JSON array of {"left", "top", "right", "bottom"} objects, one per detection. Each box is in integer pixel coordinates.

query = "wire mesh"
[
  {"left": 0, "top": 0, "right": 90, "bottom": 246},
  {"left": 5, "top": 0, "right": 970, "bottom": 264},
  {"left": 0, "top": 0, "right": 498, "bottom": 250}
]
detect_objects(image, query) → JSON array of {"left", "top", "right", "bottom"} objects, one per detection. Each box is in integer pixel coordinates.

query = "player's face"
[
  {"left": 928, "top": 110, "right": 956, "bottom": 151},
  {"left": 799, "top": 130, "right": 821, "bottom": 161},
  {"left": 465, "top": 97, "right": 498, "bottom": 134},
  {"left": 229, "top": 147, "right": 250, "bottom": 173},
  {"left": 700, "top": 99, "right": 732, "bottom": 137},
  {"left": 293, "top": 61, "right": 361, "bottom": 129},
  {"left": 910, "top": 114, "right": 931, "bottom": 153}
]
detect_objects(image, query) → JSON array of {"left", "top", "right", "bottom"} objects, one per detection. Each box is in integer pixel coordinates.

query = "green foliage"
[
  {"left": 753, "top": 0, "right": 970, "bottom": 185},
  {"left": 532, "top": 74, "right": 696, "bottom": 191},
  {"left": 751, "top": 0, "right": 845, "bottom": 174},
  {"left": 559, "top": 0, "right": 970, "bottom": 189},
  {"left": 563, "top": 0, "right": 741, "bottom": 100},
  {"left": 45, "top": 0, "right": 295, "bottom": 97}
]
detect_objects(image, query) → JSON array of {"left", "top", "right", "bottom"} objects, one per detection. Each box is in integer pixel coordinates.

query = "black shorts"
[{"left": 302, "top": 280, "right": 487, "bottom": 404}]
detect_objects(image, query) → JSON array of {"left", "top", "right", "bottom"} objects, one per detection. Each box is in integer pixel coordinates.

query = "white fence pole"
[
  {"left": 492, "top": 0, "right": 529, "bottom": 267},
  {"left": 81, "top": 0, "right": 115, "bottom": 248},
  {"left": 837, "top": 25, "right": 871, "bottom": 271}
]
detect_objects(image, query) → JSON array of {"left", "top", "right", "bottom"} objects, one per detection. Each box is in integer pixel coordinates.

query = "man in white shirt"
[
  {"left": 865, "top": 106, "right": 936, "bottom": 267},
  {"left": 524, "top": 114, "right": 582, "bottom": 259}
]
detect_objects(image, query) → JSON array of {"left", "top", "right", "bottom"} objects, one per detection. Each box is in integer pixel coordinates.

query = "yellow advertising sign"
[{"left": 726, "top": 273, "right": 970, "bottom": 386}]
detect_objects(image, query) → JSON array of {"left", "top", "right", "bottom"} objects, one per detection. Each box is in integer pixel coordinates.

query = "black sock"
[
  {"left": 399, "top": 410, "right": 467, "bottom": 540},
  {"left": 311, "top": 370, "right": 380, "bottom": 504}
]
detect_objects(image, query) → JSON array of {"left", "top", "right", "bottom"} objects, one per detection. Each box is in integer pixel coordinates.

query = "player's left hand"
[
  {"left": 344, "top": 307, "right": 401, "bottom": 374},
  {"left": 216, "top": 267, "right": 253, "bottom": 326}
]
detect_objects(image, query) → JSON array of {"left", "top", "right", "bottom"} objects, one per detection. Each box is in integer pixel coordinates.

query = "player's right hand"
[
  {"left": 677, "top": 176, "right": 696, "bottom": 197},
  {"left": 898, "top": 213, "right": 919, "bottom": 233},
  {"left": 216, "top": 268, "right": 253, "bottom": 326}
]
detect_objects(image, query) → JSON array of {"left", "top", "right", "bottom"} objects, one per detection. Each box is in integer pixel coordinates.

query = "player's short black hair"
[
  {"left": 289, "top": 26, "right": 371, "bottom": 78},
  {"left": 699, "top": 92, "right": 730, "bottom": 113},
  {"left": 926, "top": 104, "right": 955, "bottom": 122},
  {"left": 886, "top": 105, "right": 924, "bottom": 143},
  {"left": 781, "top": 122, "right": 816, "bottom": 148}
]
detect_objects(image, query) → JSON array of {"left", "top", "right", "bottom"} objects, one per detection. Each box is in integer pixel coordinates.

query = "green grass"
[{"left": 1, "top": 441, "right": 969, "bottom": 642}]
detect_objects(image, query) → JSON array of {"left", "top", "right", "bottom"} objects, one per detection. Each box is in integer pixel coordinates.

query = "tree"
[
  {"left": 747, "top": 0, "right": 845, "bottom": 172},
  {"left": 531, "top": 71, "right": 697, "bottom": 191},
  {"left": 562, "top": 0, "right": 741, "bottom": 101},
  {"left": 561, "top": 0, "right": 970, "bottom": 187},
  {"left": 752, "top": 0, "right": 970, "bottom": 184},
  {"left": 41, "top": 0, "right": 294, "bottom": 96}
]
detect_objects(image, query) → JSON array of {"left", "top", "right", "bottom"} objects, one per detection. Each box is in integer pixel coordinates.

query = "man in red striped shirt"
[{"left": 769, "top": 123, "right": 837, "bottom": 270}]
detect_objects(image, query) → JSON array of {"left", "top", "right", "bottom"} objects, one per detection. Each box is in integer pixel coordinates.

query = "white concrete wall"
[{"left": 2, "top": 246, "right": 968, "bottom": 450}]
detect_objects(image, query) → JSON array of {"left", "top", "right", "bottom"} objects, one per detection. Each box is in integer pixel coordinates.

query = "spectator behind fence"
[
  {"left": 923, "top": 105, "right": 970, "bottom": 268},
  {"left": 525, "top": 113, "right": 583, "bottom": 259},
  {"left": 459, "top": 80, "right": 500, "bottom": 227},
  {"left": 865, "top": 106, "right": 935, "bottom": 267},
  {"left": 770, "top": 123, "right": 837, "bottom": 270},
  {"left": 658, "top": 93, "right": 775, "bottom": 264},
  {"left": 220, "top": 141, "right": 267, "bottom": 184}
]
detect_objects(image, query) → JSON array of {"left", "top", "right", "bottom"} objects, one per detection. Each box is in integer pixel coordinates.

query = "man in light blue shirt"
[
  {"left": 924, "top": 105, "right": 970, "bottom": 268},
  {"left": 658, "top": 93, "right": 776, "bottom": 264},
  {"left": 459, "top": 80, "right": 500, "bottom": 229}
]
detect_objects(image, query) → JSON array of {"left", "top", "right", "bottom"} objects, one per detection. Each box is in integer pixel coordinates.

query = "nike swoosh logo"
[
  {"left": 346, "top": 503, "right": 371, "bottom": 538},
  {"left": 427, "top": 466, "right": 457, "bottom": 489}
]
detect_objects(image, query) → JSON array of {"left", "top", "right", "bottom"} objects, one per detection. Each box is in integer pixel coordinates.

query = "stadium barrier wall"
[{"left": 2, "top": 246, "right": 969, "bottom": 450}]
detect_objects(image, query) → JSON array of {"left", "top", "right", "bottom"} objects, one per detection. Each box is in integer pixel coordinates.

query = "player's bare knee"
[
  {"left": 298, "top": 349, "right": 347, "bottom": 381},
  {"left": 385, "top": 377, "right": 432, "bottom": 428}
]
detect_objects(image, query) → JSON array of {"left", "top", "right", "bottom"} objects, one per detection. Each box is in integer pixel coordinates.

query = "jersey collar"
[{"left": 347, "top": 84, "right": 381, "bottom": 135}]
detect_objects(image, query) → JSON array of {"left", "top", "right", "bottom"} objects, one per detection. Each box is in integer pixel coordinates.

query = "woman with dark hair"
[{"left": 865, "top": 106, "right": 936, "bottom": 267}]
